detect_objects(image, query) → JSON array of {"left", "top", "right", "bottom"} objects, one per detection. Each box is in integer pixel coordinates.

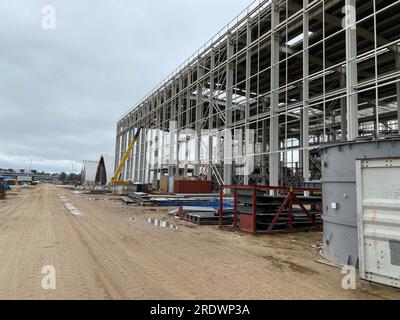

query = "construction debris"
[
  {"left": 150, "top": 194, "right": 233, "bottom": 208},
  {"left": 168, "top": 206, "right": 216, "bottom": 216},
  {"left": 90, "top": 185, "right": 112, "bottom": 195},
  {"left": 219, "top": 186, "right": 322, "bottom": 233},
  {"left": 121, "top": 196, "right": 135, "bottom": 205},
  {"left": 185, "top": 210, "right": 234, "bottom": 225},
  {"left": 169, "top": 206, "right": 234, "bottom": 225},
  {"left": 147, "top": 218, "right": 178, "bottom": 230}
]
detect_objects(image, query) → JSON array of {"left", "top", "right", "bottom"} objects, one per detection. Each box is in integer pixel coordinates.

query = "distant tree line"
[{"left": 59, "top": 172, "right": 81, "bottom": 183}]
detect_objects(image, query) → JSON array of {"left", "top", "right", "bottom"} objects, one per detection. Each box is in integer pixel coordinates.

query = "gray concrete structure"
[{"left": 116, "top": 0, "right": 400, "bottom": 190}]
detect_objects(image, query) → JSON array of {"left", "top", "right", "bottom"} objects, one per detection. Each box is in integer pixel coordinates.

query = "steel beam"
[
  {"left": 345, "top": 0, "right": 359, "bottom": 140},
  {"left": 184, "top": 69, "right": 192, "bottom": 176},
  {"left": 244, "top": 19, "right": 252, "bottom": 185},
  {"left": 115, "top": 1, "right": 400, "bottom": 190},
  {"left": 195, "top": 60, "right": 204, "bottom": 177},
  {"left": 224, "top": 35, "right": 234, "bottom": 186},
  {"left": 269, "top": 1, "right": 280, "bottom": 188},
  {"left": 155, "top": 95, "right": 162, "bottom": 187},
  {"left": 302, "top": 0, "right": 310, "bottom": 182},
  {"left": 396, "top": 45, "right": 400, "bottom": 131},
  {"left": 208, "top": 49, "right": 215, "bottom": 181},
  {"left": 134, "top": 128, "right": 140, "bottom": 181},
  {"left": 168, "top": 82, "right": 177, "bottom": 192},
  {"left": 340, "top": 66, "right": 347, "bottom": 139}
]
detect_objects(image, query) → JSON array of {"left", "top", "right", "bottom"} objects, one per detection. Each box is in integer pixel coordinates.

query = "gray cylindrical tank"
[{"left": 320, "top": 137, "right": 400, "bottom": 267}]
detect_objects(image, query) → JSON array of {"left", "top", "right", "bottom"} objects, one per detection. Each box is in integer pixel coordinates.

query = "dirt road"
[{"left": 0, "top": 184, "right": 398, "bottom": 300}]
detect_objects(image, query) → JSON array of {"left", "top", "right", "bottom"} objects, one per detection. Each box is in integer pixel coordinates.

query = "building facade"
[
  {"left": 81, "top": 160, "right": 99, "bottom": 185},
  {"left": 116, "top": 0, "right": 400, "bottom": 190}
]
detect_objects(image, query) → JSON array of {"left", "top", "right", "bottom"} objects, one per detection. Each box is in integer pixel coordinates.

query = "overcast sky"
[{"left": 0, "top": 0, "right": 251, "bottom": 173}]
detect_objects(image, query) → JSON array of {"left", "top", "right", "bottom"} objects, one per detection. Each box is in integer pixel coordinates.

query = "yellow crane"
[{"left": 111, "top": 121, "right": 153, "bottom": 186}]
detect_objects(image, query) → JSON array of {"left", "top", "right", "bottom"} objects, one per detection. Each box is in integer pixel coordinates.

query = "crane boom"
[
  {"left": 111, "top": 127, "right": 142, "bottom": 185},
  {"left": 111, "top": 120, "right": 154, "bottom": 186}
]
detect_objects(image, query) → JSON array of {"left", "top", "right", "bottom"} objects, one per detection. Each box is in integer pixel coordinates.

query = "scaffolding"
[{"left": 116, "top": 0, "right": 400, "bottom": 190}]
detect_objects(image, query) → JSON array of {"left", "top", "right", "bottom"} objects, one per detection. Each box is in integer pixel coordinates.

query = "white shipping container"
[
  {"left": 356, "top": 157, "right": 400, "bottom": 288},
  {"left": 17, "top": 176, "right": 32, "bottom": 182}
]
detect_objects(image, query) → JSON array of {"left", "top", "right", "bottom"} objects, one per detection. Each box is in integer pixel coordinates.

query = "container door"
[{"left": 356, "top": 158, "right": 400, "bottom": 288}]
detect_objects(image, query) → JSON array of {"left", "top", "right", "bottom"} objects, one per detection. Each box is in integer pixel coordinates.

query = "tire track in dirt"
[{"left": 0, "top": 185, "right": 398, "bottom": 300}]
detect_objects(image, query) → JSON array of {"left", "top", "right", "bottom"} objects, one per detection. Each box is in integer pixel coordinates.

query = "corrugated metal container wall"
[
  {"left": 320, "top": 138, "right": 400, "bottom": 267},
  {"left": 357, "top": 158, "right": 400, "bottom": 288}
]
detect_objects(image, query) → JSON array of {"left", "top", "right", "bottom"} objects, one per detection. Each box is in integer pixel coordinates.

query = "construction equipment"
[
  {"left": 111, "top": 121, "right": 154, "bottom": 186},
  {"left": 0, "top": 178, "right": 10, "bottom": 200}
]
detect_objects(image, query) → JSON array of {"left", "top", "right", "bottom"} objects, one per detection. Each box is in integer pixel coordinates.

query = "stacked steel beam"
[{"left": 237, "top": 190, "right": 322, "bottom": 233}]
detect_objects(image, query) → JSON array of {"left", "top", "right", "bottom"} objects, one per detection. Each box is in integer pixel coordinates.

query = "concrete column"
[
  {"left": 302, "top": 0, "right": 310, "bottom": 182},
  {"left": 269, "top": 2, "right": 280, "bottom": 188},
  {"left": 345, "top": 0, "right": 358, "bottom": 140}
]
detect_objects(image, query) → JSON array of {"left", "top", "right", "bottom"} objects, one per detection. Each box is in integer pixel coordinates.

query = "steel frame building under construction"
[{"left": 116, "top": 0, "right": 400, "bottom": 191}]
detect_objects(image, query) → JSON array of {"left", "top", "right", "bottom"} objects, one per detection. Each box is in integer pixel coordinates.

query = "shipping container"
[{"left": 356, "top": 158, "right": 400, "bottom": 288}]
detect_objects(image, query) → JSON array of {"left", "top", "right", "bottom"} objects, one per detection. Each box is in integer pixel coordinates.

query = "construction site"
[{"left": 1, "top": 0, "right": 400, "bottom": 301}]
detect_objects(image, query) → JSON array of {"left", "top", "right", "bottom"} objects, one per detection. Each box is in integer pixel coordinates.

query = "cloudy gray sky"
[{"left": 0, "top": 0, "right": 250, "bottom": 173}]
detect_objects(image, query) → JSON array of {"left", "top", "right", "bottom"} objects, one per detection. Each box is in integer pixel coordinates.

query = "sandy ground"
[{"left": 0, "top": 184, "right": 399, "bottom": 300}]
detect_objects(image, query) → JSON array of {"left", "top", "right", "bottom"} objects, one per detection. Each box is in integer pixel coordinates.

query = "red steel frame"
[{"left": 219, "top": 185, "right": 322, "bottom": 234}]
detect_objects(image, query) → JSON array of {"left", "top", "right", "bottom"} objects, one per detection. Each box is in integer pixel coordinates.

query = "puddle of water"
[
  {"left": 147, "top": 218, "right": 178, "bottom": 230},
  {"left": 72, "top": 191, "right": 82, "bottom": 197},
  {"left": 59, "top": 196, "right": 70, "bottom": 203},
  {"left": 65, "top": 203, "right": 82, "bottom": 216}
]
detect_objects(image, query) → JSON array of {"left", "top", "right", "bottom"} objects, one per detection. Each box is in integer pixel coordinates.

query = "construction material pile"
[
  {"left": 120, "top": 192, "right": 234, "bottom": 225},
  {"left": 237, "top": 190, "right": 322, "bottom": 233},
  {"left": 168, "top": 206, "right": 234, "bottom": 225},
  {"left": 150, "top": 194, "right": 233, "bottom": 208}
]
